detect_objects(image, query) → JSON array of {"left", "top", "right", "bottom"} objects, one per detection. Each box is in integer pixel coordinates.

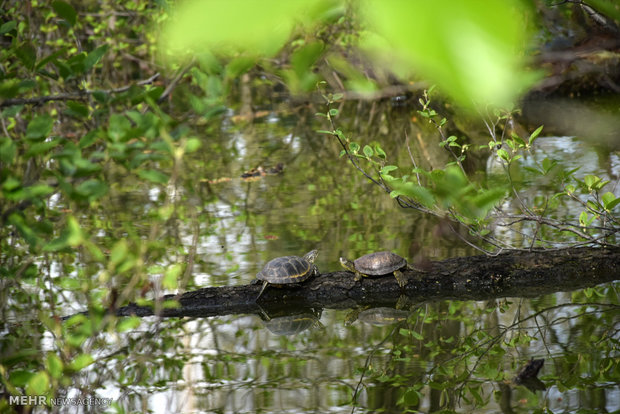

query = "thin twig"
[{"left": 0, "top": 73, "right": 160, "bottom": 107}]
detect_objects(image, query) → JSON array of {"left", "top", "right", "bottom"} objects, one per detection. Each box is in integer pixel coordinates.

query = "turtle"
[
  {"left": 255, "top": 249, "right": 319, "bottom": 301},
  {"left": 339, "top": 251, "right": 412, "bottom": 288}
]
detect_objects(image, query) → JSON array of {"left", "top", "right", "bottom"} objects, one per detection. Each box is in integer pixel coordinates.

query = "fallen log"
[{"left": 109, "top": 246, "right": 620, "bottom": 319}]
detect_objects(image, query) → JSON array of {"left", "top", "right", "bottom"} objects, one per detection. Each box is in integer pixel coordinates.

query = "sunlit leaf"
[
  {"left": 117, "top": 316, "right": 141, "bottom": 332},
  {"left": 46, "top": 354, "right": 64, "bottom": 379},
  {"left": 26, "top": 371, "right": 50, "bottom": 395},
  {"left": 161, "top": 0, "right": 337, "bottom": 59},
  {"left": 360, "top": 0, "right": 539, "bottom": 108},
  {"left": 163, "top": 264, "right": 182, "bottom": 290},
  {"left": 68, "top": 353, "right": 94, "bottom": 371}
]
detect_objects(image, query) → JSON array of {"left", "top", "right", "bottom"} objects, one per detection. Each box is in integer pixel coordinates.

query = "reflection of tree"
[{"left": 357, "top": 292, "right": 619, "bottom": 412}]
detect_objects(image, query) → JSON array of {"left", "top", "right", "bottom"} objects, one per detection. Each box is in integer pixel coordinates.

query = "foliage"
[
  {"left": 352, "top": 284, "right": 620, "bottom": 412},
  {"left": 0, "top": 0, "right": 618, "bottom": 412},
  {"left": 318, "top": 86, "right": 619, "bottom": 251},
  {"left": 160, "top": 0, "right": 539, "bottom": 107}
]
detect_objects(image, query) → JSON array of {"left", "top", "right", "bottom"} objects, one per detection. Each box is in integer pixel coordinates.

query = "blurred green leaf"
[
  {"left": 163, "top": 264, "right": 182, "bottom": 290},
  {"left": 26, "top": 115, "right": 54, "bottom": 141},
  {"left": 26, "top": 371, "right": 50, "bottom": 395},
  {"left": 0, "top": 137, "right": 17, "bottom": 164},
  {"left": 52, "top": 1, "right": 77, "bottom": 26},
  {"left": 46, "top": 354, "right": 64, "bottom": 379},
  {"left": 84, "top": 45, "right": 109, "bottom": 72},
  {"left": 0, "top": 20, "right": 16, "bottom": 35},
  {"left": 602, "top": 192, "right": 620, "bottom": 210},
  {"left": 117, "top": 317, "right": 141, "bottom": 332},
  {"left": 360, "top": 0, "right": 539, "bottom": 108},
  {"left": 108, "top": 114, "right": 131, "bottom": 142},
  {"left": 16, "top": 43, "right": 37, "bottom": 71},
  {"left": 138, "top": 169, "right": 169, "bottom": 184},
  {"left": 68, "top": 354, "right": 94, "bottom": 371},
  {"left": 161, "top": 0, "right": 336, "bottom": 58}
]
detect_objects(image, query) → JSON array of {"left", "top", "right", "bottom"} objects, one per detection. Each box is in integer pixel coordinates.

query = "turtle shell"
[
  {"left": 257, "top": 255, "right": 316, "bottom": 284},
  {"left": 353, "top": 251, "right": 407, "bottom": 276}
]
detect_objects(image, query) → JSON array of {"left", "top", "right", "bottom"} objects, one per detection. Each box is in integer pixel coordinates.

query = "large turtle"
[
  {"left": 339, "top": 251, "right": 411, "bottom": 287},
  {"left": 255, "top": 249, "right": 319, "bottom": 301}
]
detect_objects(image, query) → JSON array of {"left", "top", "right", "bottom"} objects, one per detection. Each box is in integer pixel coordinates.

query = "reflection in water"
[
  {"left": 71, "top": 288, "right": 618, "bottom": 413},
  {"left": 13, "top": 101, "right": 618, "bottom": 413}
]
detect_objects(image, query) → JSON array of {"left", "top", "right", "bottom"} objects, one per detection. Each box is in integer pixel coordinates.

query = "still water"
[{"left": 36, "top": 101, "right": 620, "bottom": 412}]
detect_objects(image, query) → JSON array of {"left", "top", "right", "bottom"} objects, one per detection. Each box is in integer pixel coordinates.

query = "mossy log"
[{"left": 110, "top": 247, "right": 620, "bottom": 319}]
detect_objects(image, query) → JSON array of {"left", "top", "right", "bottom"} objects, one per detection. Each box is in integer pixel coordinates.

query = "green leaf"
[
  {"left": 26, "top": 115, "right": 54, "bottom": 141},
  {"left": 83, "top": 45, "right": 109, "bottom": 72},
  {"left": 0, "top": 137, "right": 17, "bottom": 164},
  {"left": 375, "top": 144, "right": 387, "bottom": 159},
  {"left": 0, "top": 21, "right": 16, "bottom": 35},
  {"left": 602, "top": 192, "right": 620, "bottom": 210},
  {"left": 291, "top": 41, "right": 324, "bottom": 77},
  {"left": 7, "top": 213, "right": 40, "bottom": 247},
  {"left": 138, "top": 169, "right": 169, "bottom": 184},
  {"left": 185, "top": 137, "right": 202, "bottom": 153},
  {"left": 46, "top": 354, "right": 64, "bottom": 379},
  {"left": 64, "top": 101, "right": 89, "bottom": 119},
  {"left": 25, "top": 139, "right": 61, "bottom": 157},
  {"left": 10, "top": 370, "right": 34, "bottom": 387},
  {"left": 161, "top": 0, "right": 333, "bottom": 58},
  {"left": 52, "top": 1, "right": 77, "bottom": 26},
  {"left": 349, "top": 142, "right": 360, "bottom": 153},
  {"left": 16, "top": 43, "right": 37, "bottom": 71},
  {"left": 108, "top": 114, "right": 131, "bottom": 142},
  {"left": 27, "top": 371, "right": 50, "bottom": 395},
  {"left": 390, "top": 182, "right": 435, "bottom": 208},
  {"left": 68, "top": 353, "right": 94, "bottom": 371},
  {"left": 117, "top": 316, "right": 141, "bottom": 332},
  {"left": 497, "top": 148, "right": 510, "bottom": 162},
  {"left": 380, "top": 165, "right": 398, "bottom": 175},
  {"left": 528, "top": 124, "right": 543, "bottom": 145},
  {"left": 329, "top": 108, "right": 339, "bottom": 116},
  {"left": 541, "top": 157, "right": 556, "bottom": 174},
  {"left": 110, "top": 240, "right": 128, "bottom": 269},
  {"left": 584, "top": 174, "right": 599, "bottom": 189},
  {"left": 363, "top": 145, "right": 374, "bottom": 157},
  {"left": 75, "top": 179, "right": 108, "bottom": 201},
  {"left": 225, "top": 56, "right": 256, "bottom": 78},
  {"left": 360, "top": 1, "right": 539, "bottom": 109},
  {"left": 163, "top": 264, "right": 182, "bottom": 290}
]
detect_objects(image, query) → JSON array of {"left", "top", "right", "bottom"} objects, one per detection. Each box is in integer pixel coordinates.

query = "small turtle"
[
  {"left": 339, "top": 251, "right": 412, "bottom": 287},
  {"left": 255, "top": 249, "right": 319, "bottom": 301}
]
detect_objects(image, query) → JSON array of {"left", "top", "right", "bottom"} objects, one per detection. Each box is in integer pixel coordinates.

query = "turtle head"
[
  {"left": 339, "top": 257, "right": 355, "bottom": 272},
  {"left": 303, "top": 249, "right": 319, "bottom": 263}
]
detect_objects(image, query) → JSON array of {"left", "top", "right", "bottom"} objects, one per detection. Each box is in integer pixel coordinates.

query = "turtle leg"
[
  {"left": 354, "top": 271, "right": 363, "bottom": 283},
  {"left": 255, "top": 281, "right": 269, "bottom": 302},
  {"left": 393, "top": 269, "right": 407, "bottom": 288}
]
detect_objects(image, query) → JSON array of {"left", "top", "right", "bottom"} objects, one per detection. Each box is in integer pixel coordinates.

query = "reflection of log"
[{"left": 114, "top": 247, "right": 619, "bottom": 318}]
